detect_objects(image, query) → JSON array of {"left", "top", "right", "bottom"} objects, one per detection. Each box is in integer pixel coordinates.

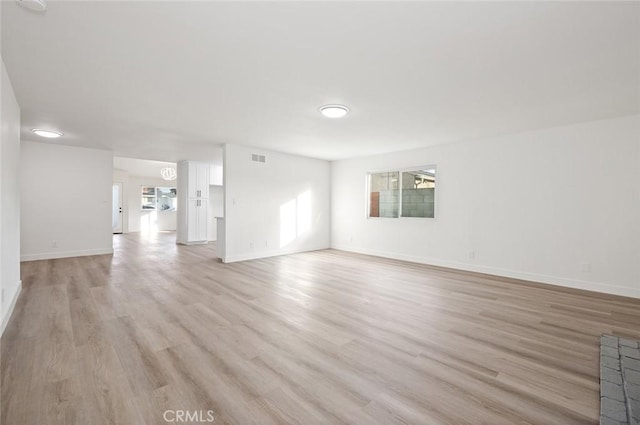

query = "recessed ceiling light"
[
  {"left": 319, "top": 104, "right": 349, "bottom": 118},
  {"left": 32, "top": 129, "right": 62, "bottom": 138}
]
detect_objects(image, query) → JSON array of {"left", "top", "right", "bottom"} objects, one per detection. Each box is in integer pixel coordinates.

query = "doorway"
[{"left": 112, "top": 182, "right": 123, "bottom": 234}]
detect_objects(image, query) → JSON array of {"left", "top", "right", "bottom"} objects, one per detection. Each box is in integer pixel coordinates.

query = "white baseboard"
[
  {"left": 331, "top": 244, "right": 640, "bottom": 299},
  {"left": 223, "top": 245, "right": 329, "bottom": 263},
  {"left": 20, "top": 247, "right": 114, "bottom": 262},
  {"left": 178, "top": 241, "right": 208, "bottom": 246},
  {"left": 1, "top": 280, "right": 22, "bottom": 336}
]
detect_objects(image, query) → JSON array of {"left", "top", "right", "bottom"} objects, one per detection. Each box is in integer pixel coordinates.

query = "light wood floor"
[{"left": 2, "top": 232, "right": 640, "bottom": 425}]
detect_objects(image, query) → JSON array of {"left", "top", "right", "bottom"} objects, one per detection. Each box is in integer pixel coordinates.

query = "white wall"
[
  {"left": 209, "top": 164, "right": 223, "bottom": 186},
  {"left": 21, "top": 141, "right": 113, "bottom": 261},
  {"left": 1, "top": 58, "right": 22, "bottom": 333},
  {"left": 126, "top": 176, "right": 177, "bottom": 233},
  {"left": 223, "top": 144, "right": 330, "bottom": 262},
  {"left": 208, "top": 185, "right": 223, "bottom": 241},
  {"left": 332, "top": 115, "right": 640, "bottom": 298}
]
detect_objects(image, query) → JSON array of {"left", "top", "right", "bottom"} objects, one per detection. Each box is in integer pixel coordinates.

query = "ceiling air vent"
[{"left": 251, "top": 154, "right": 266, "bottom": 163}]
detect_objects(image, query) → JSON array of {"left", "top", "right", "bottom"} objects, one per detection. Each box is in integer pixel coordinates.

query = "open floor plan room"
[{"left": 1, "top": 1, "right": 639, "bottom": 424}]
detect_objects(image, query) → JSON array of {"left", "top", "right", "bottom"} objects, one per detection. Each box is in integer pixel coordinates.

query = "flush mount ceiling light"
[
  {"left": 15, "top": 0, "right": 47, "bottom": 12},
  {"left": 319, "top": 104, "right": 349, "bottom": 118},
  {"left": 161, "top": 167, "right": 177, "bottom": 181},
  {"left": 32, "top": 129, "right": 62, "bottom": 138}
]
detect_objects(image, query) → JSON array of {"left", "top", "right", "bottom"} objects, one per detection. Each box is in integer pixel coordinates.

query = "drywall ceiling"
[
  {"left": 2, "top": 1, "right": 639, "bottom": 161},
  {"left": 114, "top": 157, "right": 176, "bottom": 179}
]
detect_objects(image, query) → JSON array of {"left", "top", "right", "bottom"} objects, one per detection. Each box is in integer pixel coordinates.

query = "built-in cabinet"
[
  {"left": 187, "top": 198, "right": 208, "bottom": 242},
  {"left": 177, "top": 161, "right": 209, "bottom": 245},
  {"left": 187, "top": 163, "right": 210, "bottom": 198}
]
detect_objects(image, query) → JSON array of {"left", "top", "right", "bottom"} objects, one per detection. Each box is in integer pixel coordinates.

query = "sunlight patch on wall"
[
  {"left": 297, "top": 191, "right": 311, "bottom": 236},
  {"left": 280, "top": 199, "right": 297, "bottom": 247},
  {"left": 280, "top": 190, "right": 312, "bottom": 248}
]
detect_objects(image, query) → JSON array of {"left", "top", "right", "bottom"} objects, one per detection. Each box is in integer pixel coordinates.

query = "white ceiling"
[
  {"left": 114, "top": 156, "right": 175, "bottom": 179},
  {"left": 2, "top": 1, "right": 639, "bottom": 162}
]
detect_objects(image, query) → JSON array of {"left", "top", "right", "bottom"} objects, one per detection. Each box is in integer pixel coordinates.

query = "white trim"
[
  {"left": 20, "top": 248, "right": 114, "bottom": 262},
  {"left": 179, "top": 241, "right": 208, "bottom": 246},
  {"left": 1, "top": 280, "right": 22, "bottom": 336},
  {"left": 331, "top": 244, "right": 640, "bottom": 299},
  {"left": 222, "top": 245, "right": 328, "bottom": 264}
]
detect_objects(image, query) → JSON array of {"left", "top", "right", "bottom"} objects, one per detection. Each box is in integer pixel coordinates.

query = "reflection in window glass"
[
  {"left": 141, "top": 186, "right": 156, "bottom": 196},
  {"left": 141, "top": 198, "right": 156, "bottom": 210},
  {"left": 401, "top": 169, "right": 435, "bottom": 218},
  {"left": 157, "top": 187, "right": 177, "bottom": 211},
  {"left": 369, "top": 171, "right": 399, "bottom": 218}
]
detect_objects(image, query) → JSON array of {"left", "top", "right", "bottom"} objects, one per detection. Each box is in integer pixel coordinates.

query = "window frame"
[{"left": 366, "top": 165, "right": 437, "bottom": 220}]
